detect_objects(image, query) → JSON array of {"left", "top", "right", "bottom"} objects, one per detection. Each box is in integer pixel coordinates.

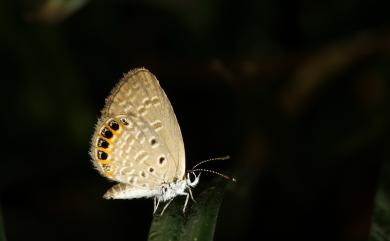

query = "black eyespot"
[
  {"left": 149, "top": 167, "right": 154, "bottom": 173},
  {"left": 101, "top": 127, "right": 113, "bottom": 138},
  {"left": 150, "top": 138, "right": 157, "bottom": 145},
  {"left": 97, "top": 150, "right": 108, "bottom": 160},
  {"left": 97, "top": 138, "right": 109, "bottom": 148},
  {"left": 109, "top": 120, "right": 119, "bottom": 131},
  {"left": 120, "top": 118, "right": 129, "bottom": 125},
  {"left": 141, "top": 172, "right": 146, "bottom": 178},
  {"left": 159, "top": 157, "right": 165, "bottom": 164}
]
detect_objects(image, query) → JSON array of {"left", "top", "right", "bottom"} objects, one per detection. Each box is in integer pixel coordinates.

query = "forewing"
[{"left": 90, "top": 68, "right": 185, "bottom": 188}]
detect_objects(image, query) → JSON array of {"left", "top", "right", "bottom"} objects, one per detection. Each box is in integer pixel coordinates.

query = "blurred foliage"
[
  {"left": 0, "top": 0, "right": 389, "bottom": 241},
  {"left": 148, "top": 178, "right": 227, "bottom": 241},
  {"left": 370, "top": 189, "right": 390, "bottom": 241},
  {"left": 24, "top": 0, "right": 89, "bottom": 23},
  {"left": 369, "top": 161, "right": 390, "bottom": 241}
]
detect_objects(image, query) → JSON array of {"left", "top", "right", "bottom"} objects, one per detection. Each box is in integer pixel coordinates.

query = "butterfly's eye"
[
  {"left": 190, "top": 172, "right": 197, "bottom": 181},
  {"left": 109, "top": 120, "right": 119, "bottom": 131},
  {"left": 101, "top": 127, "right": 113, "bottom": 139},
  {"left": 97, "top": 138, "right": 109, "bottom": 148}
]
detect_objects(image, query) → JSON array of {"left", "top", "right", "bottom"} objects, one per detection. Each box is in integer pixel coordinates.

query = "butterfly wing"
[{"left": 90, "top": 68, "right": 186, "bottom": 190}]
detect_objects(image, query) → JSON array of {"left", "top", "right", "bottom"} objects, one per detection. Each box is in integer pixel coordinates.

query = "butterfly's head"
[{"left": 186, "top": 172, "right": 200, "bottom": 187}]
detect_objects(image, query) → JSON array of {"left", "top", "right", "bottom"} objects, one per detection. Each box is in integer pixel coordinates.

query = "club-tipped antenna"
[
  {"left": 191, "top": 155, "right": 231, "bottom": 170},
  {"left": 190, "top": 168, "right": 236, "bottom": 182}
]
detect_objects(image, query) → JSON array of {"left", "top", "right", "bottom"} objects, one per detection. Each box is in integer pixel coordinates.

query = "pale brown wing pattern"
[
  {"left": 91, "top": 115, "right": 175, "bottom": 188},
  {"left": 91, "top": 68, "right": 186, "bottom": 188}
]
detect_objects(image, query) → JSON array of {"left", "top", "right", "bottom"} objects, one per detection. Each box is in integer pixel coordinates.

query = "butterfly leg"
[
  {"left": 188, "top": 187, "right": 196, "bottom": 202},
  {"left": 153, "top": 197, "right": 157, "bottom": 214},
  {"left": 160, "top": 199, "right": 173, "bottom": 216},
  {"left": 182, "top": 192, "right": 190, "bottom": 213},
  {"left": 153, "top": 197, "right": 161, "bottom": 215}
]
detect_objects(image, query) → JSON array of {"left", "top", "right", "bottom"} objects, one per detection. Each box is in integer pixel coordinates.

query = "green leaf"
[
  {"left": 369, "top": 188, "right": 390, "bottom": 241},
  {"left": 148, "top": 178, "right": 227, "bottom": 241},
  {"left": 369, "top": 161, "right": 390, "bottom": 241}
]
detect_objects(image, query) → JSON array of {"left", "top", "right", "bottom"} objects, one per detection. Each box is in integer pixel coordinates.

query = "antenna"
[
  {"left": 191, "top": 155, "right": 230, "bottom": 170},
  {"left": 189, "top": 155, "right": 236, "bottom": 182},
  {"left": 190, "top": 168, "right": 236, "bottom": 182}
]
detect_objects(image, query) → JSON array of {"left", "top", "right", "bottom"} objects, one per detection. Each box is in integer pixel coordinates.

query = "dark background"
[{"left": 0, "top": 0, "right": 389, "bottom": 241}]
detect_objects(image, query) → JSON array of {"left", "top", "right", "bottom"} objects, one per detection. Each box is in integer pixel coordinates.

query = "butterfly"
[{"left": 90, "top": 68, "right": 232, "bottom": 215}]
